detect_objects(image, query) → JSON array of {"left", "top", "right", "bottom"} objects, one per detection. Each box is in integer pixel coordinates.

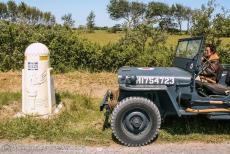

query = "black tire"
[{"left": 111, "top": 97, "right": 161, "bottom": 146}]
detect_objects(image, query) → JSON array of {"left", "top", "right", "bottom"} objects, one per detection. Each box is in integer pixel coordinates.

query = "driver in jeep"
[{"left": 199, "top": 44, "right": 223, "bottom": 83}]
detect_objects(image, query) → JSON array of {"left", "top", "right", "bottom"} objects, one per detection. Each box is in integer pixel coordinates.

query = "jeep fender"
[{"left": 117, "top": 85, "right": 181, "bottom": 117}]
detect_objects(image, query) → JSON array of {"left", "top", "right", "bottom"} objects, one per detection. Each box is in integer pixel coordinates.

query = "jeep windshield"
[
  {"left": 173, "top": 37, "right": 204, "bottom": 72},
  {"left": 176, "top": 39, "right": 202, "bottom": 59}
]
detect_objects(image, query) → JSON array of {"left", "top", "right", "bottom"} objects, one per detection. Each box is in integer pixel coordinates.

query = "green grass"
[
  {"left": 0, "top": 91, "right": 229, "bottom": 145},
  {"left": 0, "top": 92, "right": 21, "bottom": 109},
  {"left": 159, "top": 117, "right": 230, "bottom": 143}
]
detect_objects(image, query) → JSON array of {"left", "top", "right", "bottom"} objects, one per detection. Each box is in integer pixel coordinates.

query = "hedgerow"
[{"left": 0, "top": 21, "right": 229, "bottom": 72}]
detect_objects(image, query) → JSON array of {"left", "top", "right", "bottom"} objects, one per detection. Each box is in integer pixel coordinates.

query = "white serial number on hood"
[{"left": 136, "top": 76, "right": 175, "bottom": 85}]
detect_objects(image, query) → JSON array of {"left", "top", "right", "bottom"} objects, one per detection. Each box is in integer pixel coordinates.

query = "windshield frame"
[{"left": 173, "top": 36, "right": 205, "bottom": 73}]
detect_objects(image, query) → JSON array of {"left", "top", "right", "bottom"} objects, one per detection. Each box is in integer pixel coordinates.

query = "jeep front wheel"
[{"left": 111, "top": 97, "right": 161, "bottom": 146}]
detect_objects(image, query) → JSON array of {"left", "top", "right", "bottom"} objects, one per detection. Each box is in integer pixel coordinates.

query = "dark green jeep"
[{"left": 100, "top": 36, "right": 230, "bottom": 146}]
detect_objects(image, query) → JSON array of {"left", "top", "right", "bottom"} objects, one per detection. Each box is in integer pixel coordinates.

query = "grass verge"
[
  {"left": 0, "top": 91, "right": 229, "bottom": 145},
  {"left": 0, "top": 92, "right": 112, "bottom": 145}
]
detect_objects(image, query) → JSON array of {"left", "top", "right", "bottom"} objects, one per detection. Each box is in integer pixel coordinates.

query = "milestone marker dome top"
[{"left": 25, "top": 43, "right": 49, "bottom": 56}]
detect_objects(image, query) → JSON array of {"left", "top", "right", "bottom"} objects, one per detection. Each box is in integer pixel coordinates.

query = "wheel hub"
[
  {"left": 131, "top": 117, "right": 142, "bottom": 128},
  {"left": 123, "top": 111, "right": 149, "bottom": 134}
]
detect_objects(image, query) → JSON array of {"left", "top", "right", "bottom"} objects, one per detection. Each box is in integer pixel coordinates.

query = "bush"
[
  {"left": 218, "top": 45, "right": 230, "bottom": 64},
  {"left": 0, "top": 21, "right": 101, "bottom": 72}
]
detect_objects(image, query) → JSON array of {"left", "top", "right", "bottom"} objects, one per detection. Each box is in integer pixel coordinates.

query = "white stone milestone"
[{"left": 21, "top": 43, "right": 57, "bottom": 116}]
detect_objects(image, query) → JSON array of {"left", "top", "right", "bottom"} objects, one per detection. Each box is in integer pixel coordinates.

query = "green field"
[
  {"left": 79, "top": 30, "right": 187, "bottom": 46},
  {"left": 79, "top": 30, "right": 230, "bottom": 47},
  {"left": 79, "top": 30, "right": 124, "bottom": 46}
]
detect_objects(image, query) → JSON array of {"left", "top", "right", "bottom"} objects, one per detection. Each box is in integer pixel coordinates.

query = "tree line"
[
  {"left": 0, "top": 1, "right": 55, "bottom": 26},
  {"left": 0, "top": 0, "right": 96, "bottom": 32},
  {"left": 1, "top": 0, "right": 229, "bottom": 37},
  {"left": 107, "top": 0, "right": 230, "bottom": 37}
]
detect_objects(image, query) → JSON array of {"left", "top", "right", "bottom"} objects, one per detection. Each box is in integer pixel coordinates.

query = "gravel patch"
[{"left": 0, "top": 143, "right": 229, "bottom": 154}]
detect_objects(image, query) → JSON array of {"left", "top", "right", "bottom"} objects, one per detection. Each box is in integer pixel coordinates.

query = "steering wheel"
[{"left": 197, "top": 56, "right": 216, "bottom": 76}]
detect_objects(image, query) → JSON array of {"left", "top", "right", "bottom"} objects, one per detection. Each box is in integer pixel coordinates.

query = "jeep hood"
[{"left": 118, "top": 67, "right": 192, "bottom": 85}]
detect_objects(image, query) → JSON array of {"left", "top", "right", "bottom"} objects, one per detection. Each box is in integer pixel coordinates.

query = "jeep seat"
[{"left": 196, "top": 80, "right": 230, "bottom": 95}]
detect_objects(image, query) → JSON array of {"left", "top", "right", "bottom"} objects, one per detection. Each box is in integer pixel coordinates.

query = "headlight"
[{"left": 125, "top": 75, "right": 137, "bottom": 85}]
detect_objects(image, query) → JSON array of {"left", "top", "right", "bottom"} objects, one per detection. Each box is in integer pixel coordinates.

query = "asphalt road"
[{"left": 0, "top": 143, "right": 229, "bottom": 154}]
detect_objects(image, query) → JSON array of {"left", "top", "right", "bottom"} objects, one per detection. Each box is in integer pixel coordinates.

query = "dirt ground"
[
  {"left": 0, "top": 102, "right": 20, "bottom": 120},
  {"left": 0, "top": 71, "right": 118, "bottom": 98}
]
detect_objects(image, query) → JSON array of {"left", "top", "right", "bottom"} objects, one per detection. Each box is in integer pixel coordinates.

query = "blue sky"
[{"left": 1, "top": 0, "right": 230, "bottom": 27}]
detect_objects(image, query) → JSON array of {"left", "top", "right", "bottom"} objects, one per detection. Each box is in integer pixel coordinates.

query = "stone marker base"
[{"left": 14, "top": 103, "right": 63, "bottom": 119}]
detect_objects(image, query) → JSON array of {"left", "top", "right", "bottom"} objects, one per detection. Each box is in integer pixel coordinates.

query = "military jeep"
[{"left": 100, "top": 36, "right": 230, "bottom": 146}]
